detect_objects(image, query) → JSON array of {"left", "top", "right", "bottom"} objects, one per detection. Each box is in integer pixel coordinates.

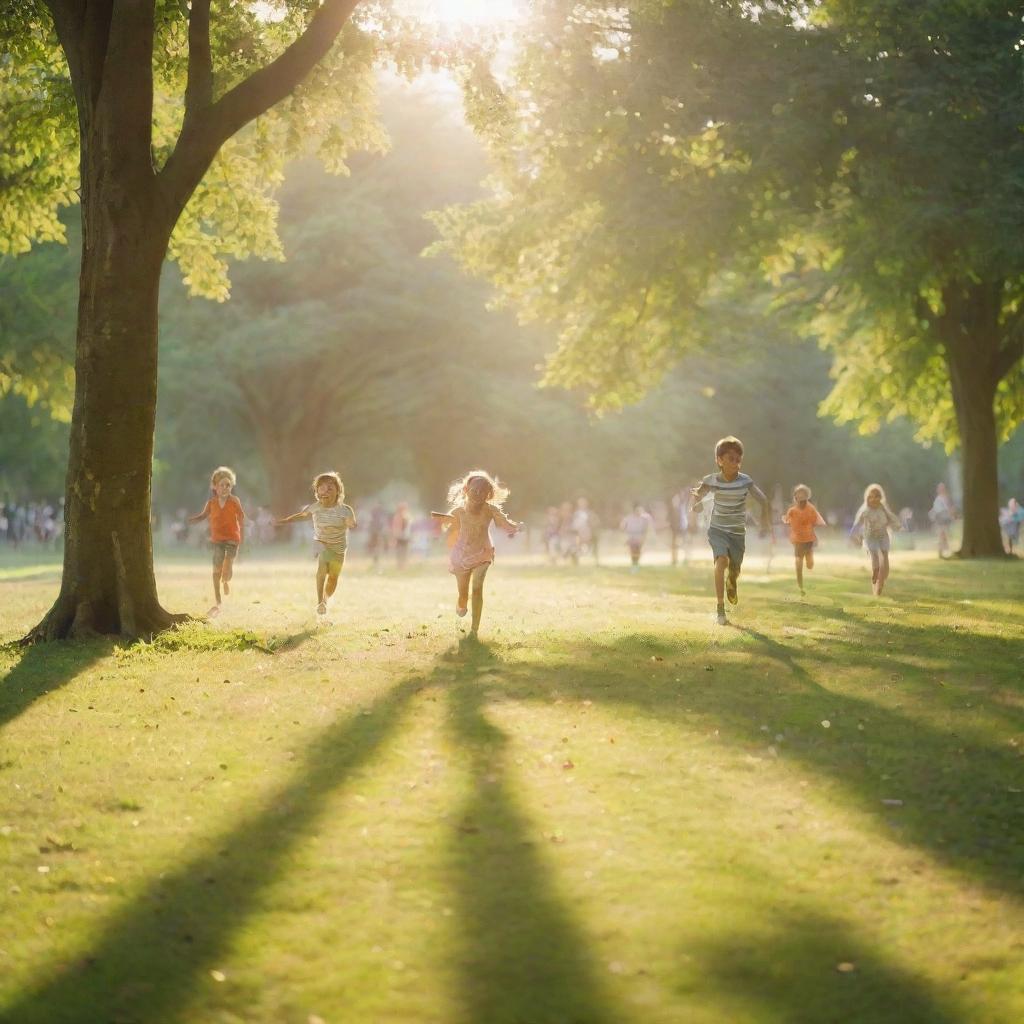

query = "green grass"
[{"left": 1, "top": 549, "right": 1022, "bottom": 1024}]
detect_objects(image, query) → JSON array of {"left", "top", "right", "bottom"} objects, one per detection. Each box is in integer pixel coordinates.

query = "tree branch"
[
  {"left": 44, "top": 0, "right": 111, "bottom": 124},
  {"left": 159, "top": 0, "right": 362, "bottom": 218},
  {"left": 995, "top": 320, "right": 1024, "bottom": 380},
  {"left": 183, "top": 0, "right": 213, "bottom": 121}
]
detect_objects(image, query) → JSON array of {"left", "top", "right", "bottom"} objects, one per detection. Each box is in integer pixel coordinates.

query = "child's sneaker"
[
  {"left": 456, "top": 604, "right": 468, "bottom": 618},
  {"left": 317, "top": 601, "right": 328, "bottom": 615},
  {"left": 726, "top": 572, "right": 738, "bottom": 605},
  {"left": 716, "top": 609, "right": 728, "bottom": 626}
]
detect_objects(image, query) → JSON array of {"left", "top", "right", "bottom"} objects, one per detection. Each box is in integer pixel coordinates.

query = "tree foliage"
[{"left": 436, "top": 0, "right": 1024, "bottom": 438}]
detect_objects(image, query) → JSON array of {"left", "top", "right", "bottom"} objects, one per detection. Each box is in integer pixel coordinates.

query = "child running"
[
  {"left": 276, "top": 472, "right": 356, "bottom": 616},
  {"left": 691, "top": 436, "right": 771, "bottom": 625},
  {"left": 431, "top": 470, "right": 520, "bottom": 638},
  {"left": 782, "top": 484, "right": 827, "bottom": 595},
  {"left": 188, "top": 466, "right": 245, "bottom": 617},
  {"left": 850, "top": 483, "right": 900, "bottom": 596}
]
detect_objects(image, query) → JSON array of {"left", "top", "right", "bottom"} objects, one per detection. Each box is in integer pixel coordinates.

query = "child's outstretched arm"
[
  {"left": 430, "top": 511, "right": 455, "bottom": 522},
  {"left": 346, "top": 505, "right": 358, "bottom": 529},
  {"left": 751, "top": 484, "right": 772, "bottom": 530},
  {"left": 275, "top": 505, "right": 312, "bottom": 526},
  {"left": 187, "top": 500, "right": 211, "bottom": 525},
  {"left": 690, "top": 481, "right": 709, "bottom": 513},
  {"left": 814, "top": 505, "right": 827, "bottom": 527},
  {"left": 490, "top": 505, "right": 521, "bottom": 537}
]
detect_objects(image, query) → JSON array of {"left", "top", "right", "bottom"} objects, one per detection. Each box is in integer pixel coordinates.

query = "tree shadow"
[
  {"left": 445, "top": 663, "right": 618, "bottom": 1024},
  {"left": 0, "top": 672, "right": 427, "bottom": 1024},
  {"left": 677, "top": 899, "right": 964, "bottom": 1023},
  {"left": 489, "top": 629, "right": 1024, "bottom": 899},
  {"left": 0, "top": 639, "right": 110, "bottom": 733}
]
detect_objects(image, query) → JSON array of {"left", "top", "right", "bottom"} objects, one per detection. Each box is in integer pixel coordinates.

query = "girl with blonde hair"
[
  {"left": 850, "top": 483, "right": 900, "bottom": 596},
  {"left": 432, "top": 470, "right": 520, "bottom": 637}
]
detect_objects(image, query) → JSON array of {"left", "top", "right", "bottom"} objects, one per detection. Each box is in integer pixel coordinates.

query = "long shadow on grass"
[
  {"left": 491, "top": 631, "right": 1024, "bottom": 899},
  {"left": 0, "top": 672, "right": 427, "bottom": 1024},
  {"left": 446, "top": 643, "right": 618, "bottom": 1024},
  {"left": 0, "top": 639, "right": 109, "bottom": 733},
  {"left": 677, "top": 896, "right": 963, "bottom": 1023}
]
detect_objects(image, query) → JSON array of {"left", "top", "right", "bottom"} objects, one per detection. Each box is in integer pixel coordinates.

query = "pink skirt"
[{"left": 449, "top": 542, "right": 494, "bottom": 574}]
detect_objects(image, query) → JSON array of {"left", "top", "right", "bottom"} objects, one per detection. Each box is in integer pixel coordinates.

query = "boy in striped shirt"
[{"left": 691, "top": 436, "right": 771, "bottom": 625}]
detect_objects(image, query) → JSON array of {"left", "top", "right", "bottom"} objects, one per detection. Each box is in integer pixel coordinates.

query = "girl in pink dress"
[{"left": 432, "top": 470, "right": 521, "bottom": 637}]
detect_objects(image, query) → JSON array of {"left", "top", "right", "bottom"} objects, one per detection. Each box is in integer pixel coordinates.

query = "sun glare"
[{"left": 401, "top": 0, "right": 523, "bottom": 29}]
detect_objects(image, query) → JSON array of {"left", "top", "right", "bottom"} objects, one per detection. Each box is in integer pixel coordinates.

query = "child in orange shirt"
[
  {"left": 188, "top": 466, "right": 245, "bottom": 617},
  {"left": 782, "top": 484, "right": 826, "bottom": 595}
]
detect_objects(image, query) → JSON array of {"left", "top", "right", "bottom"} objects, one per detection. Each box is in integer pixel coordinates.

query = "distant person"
[
  {"left": 558, "top": 500, "right": 578, "bottom": 563},
  {"left": 1000, "top": 497, "right": 1022, "bottom": 554},
  {"left": 572, "top": 497, "right": 601, "bottom": 565},
  {"left": 188, "top": 466, "right": 245, "bottom": 617},
  {"left": 431, "top": 470, "right": 521, "bottom": 639},
  {"left": 928, "top": 481, "right": 957, "bottom": 557},
  {"left": 898, "top": 506, "right": 916, "bottom": 549},
  {"left": 543, "top": 506, "right": 562, "bottom": 564},
  {"left": 391, "top": 502, "right": 412, "bottom": 569},
  {"left": 366, "top": 503, "right": 388, "bottom": 570},
  {"left": 669, "top": 488, "right": 691, "bottom": 566},
  {"left": 690, "top": 436, "right": 771, "bottom": 625},
  {"left": 276, "top": 472, "right": 356, "bottom": 617},
  {"left": 620, "top": 503, "right": 654, "bottom": 570},
  {"left": 782, "top": 484, "right": 827, "bottom": 596},
  {"left": 850, "top": 483, "right": 901, "bottom": 596}
]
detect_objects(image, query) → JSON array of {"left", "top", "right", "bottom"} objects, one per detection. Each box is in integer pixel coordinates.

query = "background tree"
[
  {"left": 436, "top": 0, "right": 1024, "bottom": 556},
  {"left": 2, "top": 81, "right": 978, "bottom": 532}
]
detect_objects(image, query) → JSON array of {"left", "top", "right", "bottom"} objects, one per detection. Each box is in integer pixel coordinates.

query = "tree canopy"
[{"left": 434, "top": 0, "right": 1024, "bottom": 553}]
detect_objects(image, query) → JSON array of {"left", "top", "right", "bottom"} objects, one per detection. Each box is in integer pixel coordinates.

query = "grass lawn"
[{"left": 1, "top": 547, "right": 1022, "bottom": 1023}]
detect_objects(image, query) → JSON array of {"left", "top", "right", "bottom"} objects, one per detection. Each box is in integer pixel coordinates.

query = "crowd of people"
[{"left": 0, "top": 500, "right": 64, "bottom": 547}]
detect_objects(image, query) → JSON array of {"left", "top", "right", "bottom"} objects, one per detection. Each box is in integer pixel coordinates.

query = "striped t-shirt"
[
  {"left": 306, "top": 501, "right": 355, "bottom": 553},
  {"left": 699, "top": 472, "right": 763, "bottom": 535}
]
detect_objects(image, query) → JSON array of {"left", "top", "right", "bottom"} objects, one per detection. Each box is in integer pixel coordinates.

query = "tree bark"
[
  {"left": 941, "top": 285, "right": 1010, "bottom": 559},
  {"left": 25, "top": 158, "right": 186, "bottom": 640}
]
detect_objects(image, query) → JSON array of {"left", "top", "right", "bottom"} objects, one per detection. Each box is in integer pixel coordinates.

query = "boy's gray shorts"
[{"left": 708, "top": 527, "right": 745, "bottom": 568}]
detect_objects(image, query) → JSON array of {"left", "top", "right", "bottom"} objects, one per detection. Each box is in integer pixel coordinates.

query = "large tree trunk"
[
  {"left": 942, "top": 287, "right": 1010, "bottom": 559},
  {"left": 25, "top": 136, "right": 184, "bottom": 640}
]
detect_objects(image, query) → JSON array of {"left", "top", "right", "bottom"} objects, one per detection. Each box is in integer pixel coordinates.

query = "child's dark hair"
[
  {"left": 312, "top": 472, "right": 344, "bottom": 500},
  {"left": 715, "top": 436, "right": 743, "bottom": 460}
]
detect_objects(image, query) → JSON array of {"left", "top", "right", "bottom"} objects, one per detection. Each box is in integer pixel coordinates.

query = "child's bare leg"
[
  {"left": 806, "top": 549, "right": 814, "bottom": 571},
  {"left": 795, "top": 556, "right": 804, "bottom": 591},
  {"left": 455, "top": 571, "right": 471, "bottom": 615},
  {"left": 325, "top": 572, "right": 340, "bottom": 598},
  {"left": 212, "top": 563, "right": 223, "bottom": 605},
  {"left": 877, "top": 551, "right": 890, "bottom": 594},
  {"left": 869, "top": 550, "right": 881, "bottom": 593},
  {"left": 221, "top": 552, "right": 235, "bottom": 595},
  {"left": 316, "top": 564, "right": 328, "bottom": 610},
  {"left": 714, "top": 556, "right": 728, "bottom": 607},
  {"left": 470, "top": 564, "right": 489, "bottom": 633}
]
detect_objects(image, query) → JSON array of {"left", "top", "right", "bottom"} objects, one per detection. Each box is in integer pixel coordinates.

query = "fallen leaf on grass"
[
  {"left": 210, "top": 969, "right": 226, "bottom": 982},
  {"left": 562, "top": 760, "right": 575, "bottom": 770},
  {"left": 836, "top": 962, "right": 856, "bottom": 973}
]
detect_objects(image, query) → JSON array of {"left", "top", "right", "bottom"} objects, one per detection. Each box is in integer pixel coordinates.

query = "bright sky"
[{"left": 397, "top": 0, "right": 524, "bottom": 29}]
